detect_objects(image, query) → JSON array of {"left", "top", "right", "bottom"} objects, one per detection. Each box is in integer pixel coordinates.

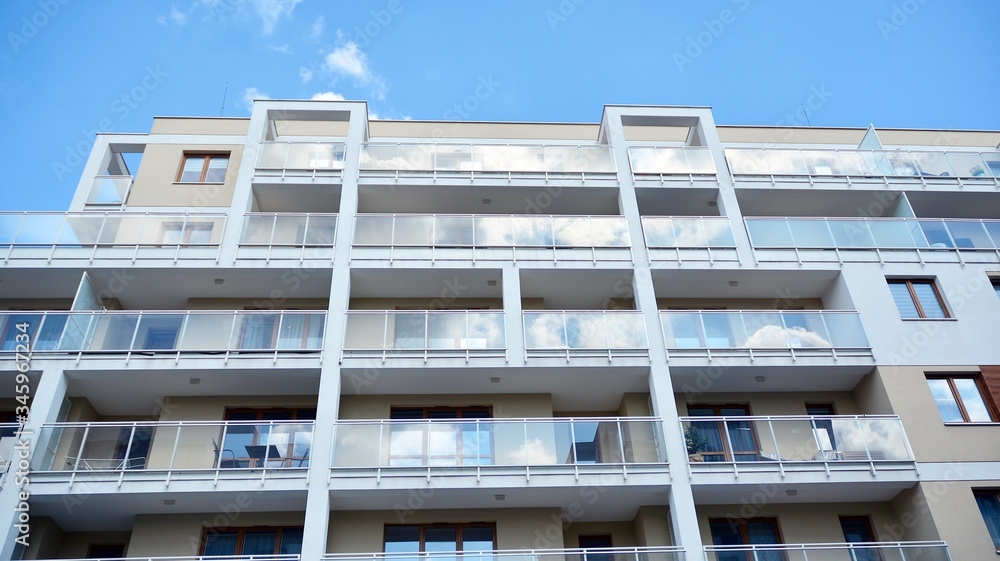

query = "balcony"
[
  {"left": 32, "top": 420, "right": 312, "bottom": 487},
  {"left": 704, "top": 541, "right": 949, "bottom": 561},
  {"left": 628, "top": 146, "right": 718, "bottom": 184},
  {"left": 34, "top": 558, "right": 300, "bottom": 561},
  {"left": 725, "top": 147, "right": 1000, "bottom": 189},
  {"left": 523, "top": 311, "right": 649, "bottom": 361},
  {"left": 237, "top": 212, "right": 338, "bottom": 261},
  {"left": 331, "top": 417, "right": 666, "bottom": 483},
  {"left": 324, "top": 547, "right": 685, "bottom": 561},
  {"left": 358, "top": 143, "right": 618, "bottom": 183},
  {"left": 255, "top": 141, "right": 346, "bottom": 181},
  {"left": 659, "top": 310, "right": 872, "bottom": 361},
  {"left": 0, "top": 212, "right": 226, "bottom": 262},
  {"left": 0, "top": 310, "right": 325, "bottom": 360},
  {"left": 746, "top": 216, "right": 1000, "bottom": 265},
  {"left": 352, "top": 213, "right": 631, "bottom": 263},
  {"left": 342, "top": 310, "right": 506, "bottom": 362},
  {"left": 85, "top": 174, "right": 133, "bottom": 207},
  {"left": 641, "top": 216, "right": 738, "bottom": 263},
  {"left": 680, "top": 415, "right": 915, "bottom": 477}
]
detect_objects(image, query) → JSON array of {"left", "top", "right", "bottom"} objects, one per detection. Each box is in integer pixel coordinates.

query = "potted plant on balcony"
[{"left": 685, "top": 424, "right": 708, "bottom": 462}]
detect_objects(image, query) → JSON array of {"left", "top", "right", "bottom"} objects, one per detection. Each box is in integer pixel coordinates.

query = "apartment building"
[{"left": 1, "top": 100, "right": 999, "bottom": 560}]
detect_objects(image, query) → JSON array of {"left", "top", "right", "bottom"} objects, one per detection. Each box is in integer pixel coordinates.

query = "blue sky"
[{"left": 1, "top": 0, "right": 998, "bottom": 211}]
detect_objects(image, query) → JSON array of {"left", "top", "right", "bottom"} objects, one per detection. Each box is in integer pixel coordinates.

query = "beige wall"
[
  {"left": 633, "top": 505, "right": 673, "bottom": 547},
  {"left": 697, "top": 502, "right": 898, "bottom": 546},
  {"left": 618, "top": 393, "right": 652, "bottom": 417},
  {"left": 339, "top": 394, "right": 552, "bottom": 419},
  {"left": 275, "top": 119, "right": 350, "bottom": 137},
  {"left": 717, "top": 127, "right": 866, "bottom": 146},
  {"left": 21, "top": 516, "right": 64, "bottom": 559},
  {"left": 562, "top": 521, "right": 637, "bottom": 548},
  {"left": 622, "top": 126, "right": 689, "bottom": 142},
  {"left": 369, "top": 121, "right": 599, "bottom": 141},
  {"left": 675, "top": 391, "right": 860, "bottom": 416},
  {"left": 128, "top": 143, "right": 244, "bottom": 207},
  {"left": 185, "top": 298, "right": 329, "bottom": 310},
  {"left": 128, "top": 511, "right": 304, "bottom": 556},
  {"left": 915, "top": 480, "right": 999, "bottom": 561},
  {"left": 327, "top": 508, "right": 563, "bottom": 552},
  {"left": 879, "top": 366, "right": 1000, "bottom": 461},
  {"left": 150, "top": 117, "right": 249, "bottom": 135}
]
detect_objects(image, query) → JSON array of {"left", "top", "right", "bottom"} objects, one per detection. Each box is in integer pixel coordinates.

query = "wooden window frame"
[
  {"left": 926, "top": 374, "right": 999, "bottom": 423},
  {"left": 887, "top": 278, "right": 949, "bottom": 319},
  {"left": 177, "top": 152, "right": 230, "bottom": 183},
  {"left": 199, "top": 526, "right": 303, "bottom": 555},
  {"left": 708, "top": 517, "right": 784, "bottom": 556},
  {"left": 383, "top": 523, "right": 497, "bottom": 553},
  {"left": 688, "top": 404, "right": 758, "bottom": 462}
]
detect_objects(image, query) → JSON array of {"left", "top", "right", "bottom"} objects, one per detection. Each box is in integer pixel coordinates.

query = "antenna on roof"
[
  {"left": 800, "top": 105, "right": 812, "bottom": 126},
  {"left": 220, "top": 82, "right": 229, "bottom": 117}
]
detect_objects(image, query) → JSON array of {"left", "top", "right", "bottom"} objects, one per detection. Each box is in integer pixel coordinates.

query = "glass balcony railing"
[
  {"left": 343, "top": 311, "right": 506, "bottom": 359},
  {"left": 240, "top": 213, "right": 338, "bottom": 246},
  {"left": 523, "top": 311, "right": 649, "bottom": 358},
  {"left": 704, "top": 541, "right": 949, "bottom": 561},
  {"left": 359, "top": 143, "right": 617, "bottom": 179},
  {"left": 255, "top": 141, "right": 346, "bottom": 178},
  {"left": 0, "top": 212, "right": 226, "bottom": 259},
  {"left": 628, "top": 146, "right": 717, "bottom": 180},
  {"left": 354, "top": 214, "right": 631, "bottom": 249},
  {"left": 641, "top": 217, "right": 736, "bottom": 248},
  {"left": 32, "top": 421, "right": 313, "bottom": 477},
  {"left": 680, "top": 415, "right": 914, "bottom": 468},
  {"left": 332, "top": 417, "right": 665, "bottom": 476},
  {"left": 659, "top": 310, "right": 871, "bottom": 358},
  {"left": 746, "top": 217, "right": 1000, "bottom": 252},
  {"left": 324, "top": 547, "right": 686, "bottom": 561},
  {"left": 0, "top": 310, "right": 325, "bottom": 355},
  {"left": 32, "top": 557, "right": 300, "bottom": 561},
  {"left": 86, "top": 175, "right": 133, "bottom": 205},
  {"left": 725, "top": 147, "right": 1000, "bottom": 181}
]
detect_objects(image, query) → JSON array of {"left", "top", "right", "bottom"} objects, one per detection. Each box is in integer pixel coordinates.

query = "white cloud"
[
  {"left": 299, "top": 67, "right": 313, "bottom": 84},
  {"left": 158, "top": 5, "right": 189, "bottom": 26},
  {"left": 309, "top": 15, "right": 325, "bottom": 39},
  {"left": 242, "top": 87, "right": 270, "bottom": 112},
  {"left": 324, "top": 40, "right": 389, "bottom": 101},
  {"left": 310, "top": 91, "right": 346, "bottom": 101},
  {"left": 251, "top": 0, "right": 302, "bottom": 35},
  {"left": 268, "top": 44, "right": 291, "bottom": 54}
]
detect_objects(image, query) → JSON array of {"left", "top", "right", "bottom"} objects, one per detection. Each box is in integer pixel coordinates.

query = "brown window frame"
[
  {"left": 199, "top": 526, "right": 303, "bottom": 555},
  {"left": 176, "top": 152, "right": 230, "bottom": 183},
  {"left": 887, "top": 278, "right": 949, "bottom": 319},
  {"left": 687, "top": 404, "right": 759, "bottom": 462},
  {"left": 383, "top": 523, "right": 497, "bottom": 553},
  {"left": 708, "top": 517, "right": 784, "bottom": 557},
  {"left": 926, "top": 374, "right": 999, "bottom": 423}
]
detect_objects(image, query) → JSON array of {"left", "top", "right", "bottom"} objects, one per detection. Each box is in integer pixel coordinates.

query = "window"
[
  {"left": 160, "top": 222, "right": 214, "bottom": 245},
  {"left": 688, "top": 404, "right": 759, "bottom": 462},
  {"left": 887, "top": 279, "right": 948, "bottom": 319},
  {"left": 220, "top": 409, "right": 314, "bottom": 468},
  {"left": 579, "top": 535, "right": 614, "bottom": 561},
  {"left": 992, "top": 278, "right": 1000, "bottom": 300},
  {"left": 926, "top": 375, "right": 997, "bottom": 423},
  {"left": 385, "top": 524, "right": 495, "bottom": 557},
  {"left": 201, "top": 527, "right": 303, "bottom": 555},
  {"left": 178, "top": 153, "right": 229, "bottom": 183},
  {"left": 840, "top": 516, "right": 881, "bottom": 561},
  {"left": 389, "top": 407, "right": 492, "bottom": 466},
  {"left": 709, "top": 518, "right": 783, "bottom": 561},
  {"left": 974, "top": 490, "right": 1000, "bottom": 551}
]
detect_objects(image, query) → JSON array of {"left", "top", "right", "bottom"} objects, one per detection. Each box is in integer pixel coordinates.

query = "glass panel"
[
  {"left": 788, "top": 219, "right": 834, "bottom": 247},
  {"left": 89, "top": 314, "right": 139, "bottom": 350},
  {"left": 14, "top": 214, "right": 63, "bottom": 245},
  {"left": 823, "top": 313, "right": 870, "bottom": 348},
  {"left": 868, "top": 220, "right": 917, "bottom": 248},
  {"left": 385, "top": 526, "right": 421, "bottom": 553},
  {"left": 985, "top": 222, "right": 1000, "bottom": 248},
  {"left": 859, "top": 418, "right": 911, "bottom": 460},
  {"left": 554, "top": 217, "right": 628, "bottom": 247},
  {"left": 523, "top": 313, "right": 566, "bottom": 348},
  {"left": 725, "top": 149, "right": 770, "bottom": 174},
  {"left": 203, "top": 533, "right": 239, "bottom": 555},
  {"left": 839, "top": 151, "right": 874, "bottom": 175},
  {"left": 241, "top": 530, "right": 278, "bottom": 554},
  {"left": 909, "top": 151, "right": 954, "bottom": 177},
  {"left": 305, "top": 215, "right": 337, "bottom": 245},
  {"left": 704, "top": 219, "right": 736, "bottom": 247},
  {"left": 393, "top": 216, "right": 434, "bottom": 246},
  {"left": 343, "top": 314, "right": 386, "bottom": 349},
  {"left": 277, "top": 314, "right": 323, "bottom": 350},
  {"left": 662, "top": 313, "right": 703, "bottom": 348},
  {"left": 513, "top": 216, "right": 553, "bottom": 246},
  {"left": 886, "top": 152, "right": 922, "bottom": 176},
  {"left": 435, "top": 146, "right": 473, "bottom": 171},
  {"left": 428, "top": 314, "right": 465, "bottom": 349},
  {"left": 389, "top": 422, "right": 425, "bottom": 466},
  {"left": 742, "top": 313, "right": 786, "bottom": 347},
  {"left": 271, "top": 215, "right": 306, "bottom": 245},
  {"left": 605, "top": 313, "right": 647, "bottom": 348},
  {"left": 828, "top": 219, "right": 875, "bottom": 248},
  {"left": 468, "top": 313, "right": 504, "bottom": 349},
  {"left": 669, "top": 219, "right": 707, "bottom": 247},
  {"left": 435, "top": 216, "right": 474, "bottom": 246},
  {"left": 427, "top": 423, "right": 459, "bottom": 464},
  {"left": 177, "top": 314, "right": 234, "bottom": 350},
  {"left": 134, "top": 315, "right": 183, "bottom": 350},
  {"left": 889, "top": 282, "right": 920, "bottom": 319},
  {"left": 61, "top": 215, "right": 105, "bottom": 245},
  {"left": 34, "top": 313, "right": 68, "bottom": 351},
  {"left": 746, "top": 219, "right": 793, "bottom": 247},
  {"left": 800, "top": 150, "right": 844, "bottom": 175},
  {"left": 945, "top": 221, "right": 994, "bottom": 249},
  {"left": 242, "top": 215, "right": 275, "bottom": 244},
  {"left": 204, "top": 157, "right": 228, "bottom": 182},
  {"left": 765, "top": 149, "right": 807, "bottom": 175},
  {"left": 424, "top": 526, "right": 457, "bottom": 554},
  {"left": 354, "top": 215, "right": 394, "bottom": 245},
  {"left": 642, "top": 218, "right": 676, "bottom": 247},
  {"left": 463, "top": 527, "right": 495, "bottom": 552},
  {"left": 401, "top": 145, "right": 434, "bottom": 170},
  {"left": 279, "top": 528, "right": 304, "bottom": 554},
  {"left": 506, "top": 146, "right": 546, "bottom": 172},
  {"left": 234, "top": 314, "right": 279, "bottom": 349},
  {"left": 702, "top": 314, "right": 744, "bottom": 347},
  {"left": 781, "top": 313, "right": 832, "bottom": 347},
  {"left": 392, "top": 313, "right": 426, "bottom": 349},
  {"left": 579, "top": 146, "right": 615, "bottom": 172},
  {"left": 565, "top": 313, "right": 608, "bottom": 349},
  {"left": 179, "top": 157, "right": 204, "bottom": 182},
  {"left": 685, "top": 148, "right": 716, "bottom": 174},
  {"left": 257, "top": 143, "right": 287, "bottom": 168},
  {"left": 360, "top": 145, "right": 402, "bottom": 169},
  {"left": 332, "top": 424, "right": 381, "bottom": 467},
  {"left": 0, "top": 214, "right": 24, "bottom": 244},
  {"left": 474, "top": 216, "right": 513, "bottom": 246},
  {"left": 974, "top": 493, "right": 1000, "bottom": 549},
  {"left": 953, "top": 378, "right": 992, "bottom": 422},
  {"left": 947, "top": 153, "right": 990, "bottom": 177}
]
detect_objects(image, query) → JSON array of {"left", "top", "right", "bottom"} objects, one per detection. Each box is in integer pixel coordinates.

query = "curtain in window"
[
  {"left": 202, "top": 533, "right": 238, "bottom": 555},
  {"left": 975, "top": 493, "right": 1000, "bottom": 548},
  {"left": 241, "top": 530, "right": 278, "bottom": 554},
  {"left": 744, "top": 520, "right": 782, "bottom": 561}
]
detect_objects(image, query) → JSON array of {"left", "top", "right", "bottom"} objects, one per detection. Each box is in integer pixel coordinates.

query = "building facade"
[{"left": 1, "top": 100, "right": 999, "bottom": 560}]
